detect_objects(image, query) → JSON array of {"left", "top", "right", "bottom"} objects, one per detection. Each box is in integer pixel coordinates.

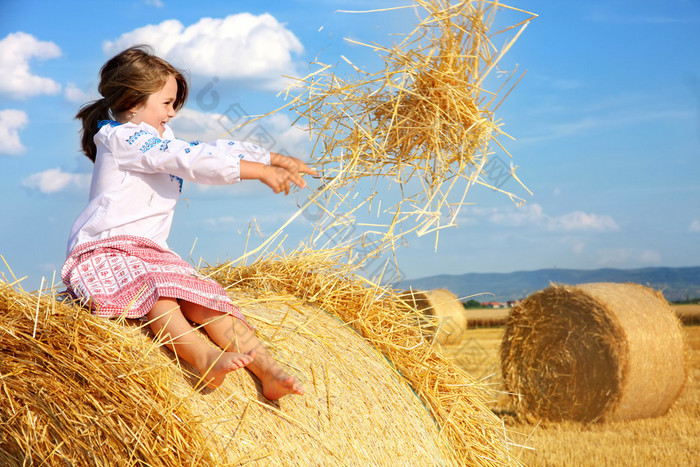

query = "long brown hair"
[{"left": 76, "top": 45, "right": 188, "bottom": 162}]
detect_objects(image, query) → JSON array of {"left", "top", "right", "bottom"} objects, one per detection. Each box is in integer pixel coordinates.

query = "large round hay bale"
[
  {"left": 500, "top": 282, "right": 687, "bottom": 422},
  {"left": 0, "top": 283, "right": 457, "bottom": 465},
  {"left": 207, "top": 255, "right": 517, "bottom": 466},
  {"left": 165, "top": 298, "right": 459, "bottom": 465},
  {"left": 399, "top": 288, "right": 467, "bottom": 345}
]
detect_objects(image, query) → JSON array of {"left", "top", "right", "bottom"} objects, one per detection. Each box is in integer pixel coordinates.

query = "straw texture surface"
[
  {"left": 500, "top": 282, "right": 687, "bottom": 423},
  {"left": 276, "top": 0, "right": 536, "bottom": 254},
  {"left": 206, "top": 249, "right": 520, "bottom": 466},
  {"left": 169, "top": 297, "right": 458, "bottom": 465},
  {"left": 0, "top": 281, "right": 215, "bottom": 466}
]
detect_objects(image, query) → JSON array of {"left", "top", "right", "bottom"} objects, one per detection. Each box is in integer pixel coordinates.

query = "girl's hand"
[
  {"left": 270, "top": 152, "right": 319, "bottom": 188},
  {"left": 260, "top": 165, "right": 295, "bottom": 195}
]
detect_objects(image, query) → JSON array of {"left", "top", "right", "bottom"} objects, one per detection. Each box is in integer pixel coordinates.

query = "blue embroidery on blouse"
[
  {"left": 140, "top": 137, "right": 158, "bottom": 153},
  {"left": 170, "top": 175, "right": 183, "bottom": 193},
  {"left": 126, "top": 130, "right": 150, "bottom": 146},
  {"left": 185, "top": 148, "right": 191, "bottom": 154},
  {"left": 228, "top": 141, "right": 235, "bottom": 146},
  {"left": 97, "top": 120, "right": 123, "bottom": 129},
  {"left": 125, "top": 130, "right": 164, "bottom": 154}
]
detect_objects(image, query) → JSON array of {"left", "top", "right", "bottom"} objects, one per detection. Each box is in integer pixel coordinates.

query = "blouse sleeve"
[{"left": 102, "top": 123, "right": 271, "bottom": 185}]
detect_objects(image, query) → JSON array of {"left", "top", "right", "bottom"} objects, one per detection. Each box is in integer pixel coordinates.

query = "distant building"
[{"left": 481, "top": 300, "right": 521, "bottom": 308}]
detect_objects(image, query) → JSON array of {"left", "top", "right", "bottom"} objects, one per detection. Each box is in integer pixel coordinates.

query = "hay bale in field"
[
  {"left": 0, "top": 282, "right": 454, "bottom": 465},
  {"left": 163, "top": 298, "right": 462, "bottom": 465},
  {"left": 399, "top": 288, "right": 467, "bottom": 344},
  {"left": 500, "top": 282, "right": 687, "bottom": 423},
  {"left": 206, "top": 252, "right": 519, "bottom": 466}
]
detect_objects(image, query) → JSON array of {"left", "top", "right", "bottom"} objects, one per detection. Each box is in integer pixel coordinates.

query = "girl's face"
[{"left": 131, "top": 75, "right": 178, "bottom": 136}]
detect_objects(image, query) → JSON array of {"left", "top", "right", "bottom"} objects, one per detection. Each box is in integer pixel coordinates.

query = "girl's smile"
[{"left": 130, "top": 75, "right": 178, "bottom": 136}]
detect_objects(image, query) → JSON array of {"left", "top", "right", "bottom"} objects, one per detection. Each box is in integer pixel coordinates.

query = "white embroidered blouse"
[{"left": 66, "top": 120, "right": 270, "bottom": 256}]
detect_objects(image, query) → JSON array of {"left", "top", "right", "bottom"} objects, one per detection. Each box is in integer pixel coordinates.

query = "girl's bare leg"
[
  {"left": 180, "top": 301, "right": 305, "bottom": 400},
  {"left": 146, "top": 298, "right": 254, "bottom": 389}
]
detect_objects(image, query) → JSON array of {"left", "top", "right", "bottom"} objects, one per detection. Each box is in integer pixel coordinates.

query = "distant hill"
[{"left": 397, "top": 266, "right": 700, "bottom": 303}]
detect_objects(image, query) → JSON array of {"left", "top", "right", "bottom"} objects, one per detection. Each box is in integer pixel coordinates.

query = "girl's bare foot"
[
  {"left": 200, "top": 350, "right": 256, "bottom": 389},
  {"left": 260, "top": 368, "right": 305, "bottom": 400}
]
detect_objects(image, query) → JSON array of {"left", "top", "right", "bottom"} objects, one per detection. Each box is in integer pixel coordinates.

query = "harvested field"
[
  {"left": 442, "top": 325, "right": 700, "bottom": 466},
  {"left": 463, "top": 302, "right": 699, "bottom": 328},
  {"left": 466, "top": 304, "right": 700, "bottom": 328},
  {"left": 675, "top": 303, "right": 700, "bottom": 325},
  {"left": 465, "top": 307, "right": 510, "bottom": 328},
  {"left": 441, "top": 328, "right": 503, "bottom": 385}
]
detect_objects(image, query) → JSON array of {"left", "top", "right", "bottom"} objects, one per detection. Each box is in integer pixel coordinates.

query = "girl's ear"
[
  {"left": 128, "top": 103, "right": 144, "bottom": 120},
  {"left": 121, "top": 106, "right": 141, "bottom": 124}
]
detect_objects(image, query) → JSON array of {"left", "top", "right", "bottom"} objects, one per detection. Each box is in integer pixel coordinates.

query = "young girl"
[{"left": 62, "top": 45, "right": 315, "bottom": 400}]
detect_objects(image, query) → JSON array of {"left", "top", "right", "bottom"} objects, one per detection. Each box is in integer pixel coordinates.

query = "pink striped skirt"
[{"left": 61, "top": 235, "right": 245, "bottom": 321}]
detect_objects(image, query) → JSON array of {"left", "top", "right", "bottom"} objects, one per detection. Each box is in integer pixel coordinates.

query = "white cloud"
[
  {"left": 488, "top": 203, "right": 545, "bottom": 226},
  {"left": 204, "top": 215, "right": 238, "bottom": 226},
  {"left": 0, "top": 32, "right": 62, "bottom": 98},
  {"left": 203, "top": 216, "right": 242, "bottom": 232},
  {"left": 170, "top": 107, "right": 310, "bottom": 156},
  {"left": 547, "top": 210, "right": 620, "bottom": 232},
  {"left": 690, "top": 220, "right": 700, "bottom": 232},
  {"left": 64, "top": 82, "right": 93, "bottom": 103},
  {"left": 21, "top": 168, "right": 91, "bottom": 194},
  {"left": 168, "top": 107, "right": 225, "bottom": 142},
  {"left": 201, "top": 210, "right": 293, "bottom": 234},
  {"left": 467, "top": 203, "right": 619, "bottom": 232},
  {"left": 0, "top": 109, "right": 29, "bottom": 155},
  {"left": 145, "top": 0, "right": 164, "bottom": 7},
  {"left": 103, "top": 14, "right": 303, "bottom": 88}
]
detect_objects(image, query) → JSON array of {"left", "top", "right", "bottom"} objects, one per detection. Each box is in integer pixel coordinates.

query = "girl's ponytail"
[{"left": 76, "top": 98, "right": 111, "bottom": 163}]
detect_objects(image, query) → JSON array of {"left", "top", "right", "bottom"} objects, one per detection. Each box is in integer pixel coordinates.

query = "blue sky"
[{"left": 1, "top": 0, "right": 699, "bottom": 291}]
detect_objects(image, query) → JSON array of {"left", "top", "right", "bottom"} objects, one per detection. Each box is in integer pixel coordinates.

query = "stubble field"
[{"left": 441, "top": 305, "right": 700, "bottom": 466}]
